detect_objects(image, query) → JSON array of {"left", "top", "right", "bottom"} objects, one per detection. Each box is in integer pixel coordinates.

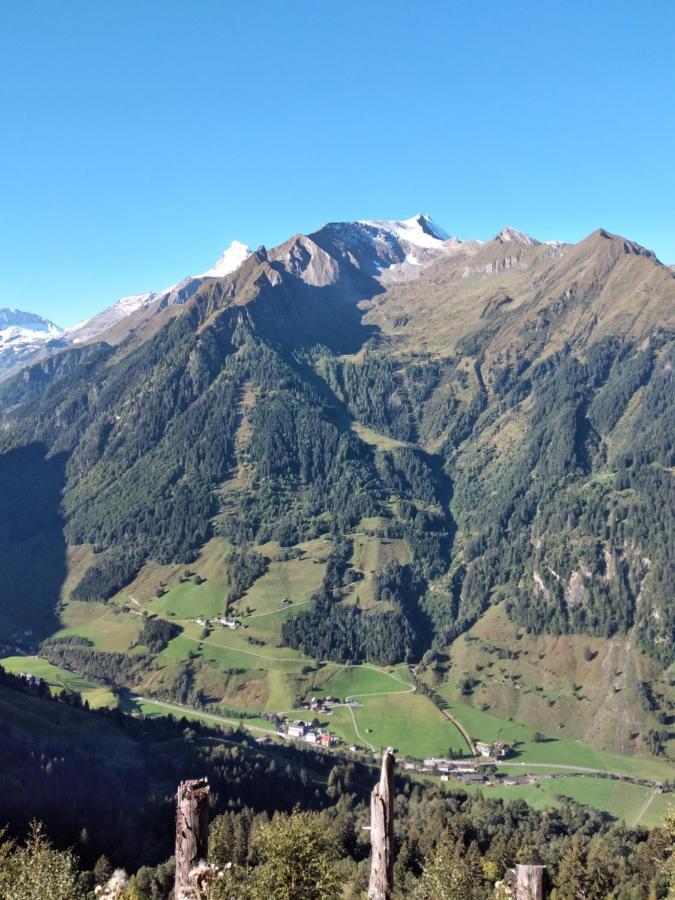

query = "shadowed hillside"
[{"left": 0, "top": 443, "right": 67, "bottom": 642}]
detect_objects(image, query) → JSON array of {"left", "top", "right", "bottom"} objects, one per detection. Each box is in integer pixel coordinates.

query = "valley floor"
[{"left": 2, "top": 532, "right": 673, "bottom": 828}]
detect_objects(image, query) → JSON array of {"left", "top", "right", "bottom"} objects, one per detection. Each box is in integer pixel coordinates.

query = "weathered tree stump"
[
  {"left": 368, "top": 748, "right": 395, "bottom": 900},
  {"left": 516, "top": 863, "right": 546, "bottom": 900},
  {"left": 175, "top": 777, "right": 210, "bottom": 899}
]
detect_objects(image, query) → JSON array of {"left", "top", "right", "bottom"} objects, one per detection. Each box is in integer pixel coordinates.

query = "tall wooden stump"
[
  {"left": 175, "top": 778, "right": 210, "bottom": 900},
  {"left": 516, "top": 864, "right": 545, "bottom": 900},
  {"left": 368, "top": 748, "right": 395, "bottom": 900}
]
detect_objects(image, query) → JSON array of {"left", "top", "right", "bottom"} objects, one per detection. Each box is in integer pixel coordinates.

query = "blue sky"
[{"left": 2, "top": 1, "right": 674, "bottom": 327}]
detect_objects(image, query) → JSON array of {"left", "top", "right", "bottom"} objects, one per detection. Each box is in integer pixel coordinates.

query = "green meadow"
[
  {"left": 0, "top": 655, "right": 116, "bottom": 708},
  {"left": 437, "top": 690, "right": 675, "bottom": 782},
  {"left": 457, "top": 776, "right": 673, "bottom": 827}
]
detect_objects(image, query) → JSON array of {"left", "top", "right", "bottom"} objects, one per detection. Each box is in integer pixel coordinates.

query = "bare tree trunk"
[
  {"left": 175, "top": 778, "right": 210, "bottom": 900},
  {"left": 516, "top": 864, "right": 546, "bottom": 900},
  {"left": 368, "top": 748, "right": 395, "bottom": 900}
]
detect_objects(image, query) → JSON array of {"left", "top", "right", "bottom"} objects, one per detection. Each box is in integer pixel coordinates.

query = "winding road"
[{"left": 136, "top": 695, "right": 283, "bottom": 737}]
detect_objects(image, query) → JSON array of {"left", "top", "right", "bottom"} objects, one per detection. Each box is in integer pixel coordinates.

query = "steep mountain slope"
[
  {"left": 365, "top": 228, "right": 673, "bottom": 359},
  {"left": 0, "top": 216, "right": 673, "bottom": 759}
]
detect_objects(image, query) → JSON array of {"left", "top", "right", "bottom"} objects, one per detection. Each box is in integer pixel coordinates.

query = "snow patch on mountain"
[
  {"left": 312, "top": 213, "right": 472, "bottom": 286},
  {"left": 66, "top": 291, "right": 159, "bottom": 344},
  {"left": 0, "top": 308, "right": 62, "bottom": 334},
  {"left": 0, "top": 308, "right": 65, "bottom": 379},
  {"left": 359, "top": 213, "right": 451, "bottom": 250}
]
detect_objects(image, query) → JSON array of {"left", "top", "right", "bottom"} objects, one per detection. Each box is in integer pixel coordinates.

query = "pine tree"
[
  {"left": 412, "top": 837, "right": 491, "bottom": 900},
  {"left": 552, "top": 834, "right": 587, "bottom": 900},
  {"left": 249, "top": 808, "right": 340, "bottom": 900}
]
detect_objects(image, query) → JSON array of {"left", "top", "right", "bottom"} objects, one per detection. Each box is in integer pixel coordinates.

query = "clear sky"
[{"left": 2, "top": 0, "right": 674, "bottom": 327}]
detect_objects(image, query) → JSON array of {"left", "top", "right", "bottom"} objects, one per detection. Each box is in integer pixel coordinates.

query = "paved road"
[
  {"left": 499, "top": 761, "right": 663, "bottom": 782},
  {"left": 136, "top": 695, "right": 283, "bottom": 738},
  {"left": 438, "top": 707, "right": 476, "bottom": 756}
]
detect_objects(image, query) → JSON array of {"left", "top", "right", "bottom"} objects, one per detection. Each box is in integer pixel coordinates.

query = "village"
[
  {"left": 256, "top": 715, "right": 549, "bottom": 789},
  {"left": 251, "top": 688, "right": 528, "bottom": 789}
]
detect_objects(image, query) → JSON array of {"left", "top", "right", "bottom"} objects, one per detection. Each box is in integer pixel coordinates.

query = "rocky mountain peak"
[
  {"left": 593, "top": 228, "right": 658, "bottom": 261},
  {"left": 494, "top": 226, "right": 540, "bottom": 247}
]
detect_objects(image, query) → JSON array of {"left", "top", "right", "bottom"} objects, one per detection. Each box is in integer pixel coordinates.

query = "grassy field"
[
  {"left": 189, "top": 627, "right": 309, "bottom": 664},
  {"left": 0, "top": 655, "right": 117, "bottom": 708},
  {"left": 339, "top": 534, "right": 412, "bottom": 607},
  {"left": 53, "top": 600, "right": 142, "bottom": 651},
  {"left": 145, "top": 538, "right": 329, "bottom": 645},
  {"left": 311, "top": 664, "right": 413, "bottom": 700},
  {"left": 242, "top": 542, "right": 328, "bottom": 611},
  {"left": 236, "top": 555, "right": 327, "bottom": 643},
  {"left": 457, "top": 776, "right": 674, "bottom": 826},
  {"left": 351, "top": 421, "right": 410, "bottom": 452},
  {"left": 314, "top": 688, "right": 467, "bottom": 759},
  {"left": 354, "top": 691, "right": 468, "bottom": 757},
  {"left": 435, "top": 688, "right": 675, "bottom": 782},
  {"left": 153, "top": 580, "right": 226, "bottom": 620}
]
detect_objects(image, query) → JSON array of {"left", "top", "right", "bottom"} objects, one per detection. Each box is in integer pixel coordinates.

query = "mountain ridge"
[{"left": 8, "top": 216, "right": 663, "bottom": 383}]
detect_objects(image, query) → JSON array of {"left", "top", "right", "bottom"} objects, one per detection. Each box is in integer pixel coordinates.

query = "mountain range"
[
  {"left": 0, "top": 215, "right": 559, "bottom": 379},
  {"left": 0, "top": 212, "right": 673, "bottom": 761}
]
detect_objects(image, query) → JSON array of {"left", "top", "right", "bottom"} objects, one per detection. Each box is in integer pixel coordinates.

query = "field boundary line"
[{"left": 633, "top": 787, "right": 659, "bottom": 826}]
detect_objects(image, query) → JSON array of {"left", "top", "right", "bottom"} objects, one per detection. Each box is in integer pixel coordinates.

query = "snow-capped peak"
[
  {"left": 359, "top": 213, "right": 452, "bottom": 250},
  {"left": 494, "top": 226, "right": 540, "bottom": 247},
  {"left": 0, "top": 308, "right": 65, "bottom": 379},
  {"left": 0, "top": 308, "right": 62, "bottom": 335},
  {"left": 200, "top": 240, "right": 251, "bottom": 278}
]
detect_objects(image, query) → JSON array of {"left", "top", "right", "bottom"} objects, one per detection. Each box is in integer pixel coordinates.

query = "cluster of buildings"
[
  {"left": 476, "top": 740, "right": 513, "bottom": 759},
  {"left": 285, "top": 719, "right": 337, "bottom": 748},
  {"left": 194, "top": 616, "right": 243, "bottom": 630},
  {"left": 403, "top": 757, "right": 488, "bottom": 784},
  {"left": 19, "top": 672, "right": 43, "bottom": 687},
  {"left": 307, "top": 695, "right": 336, "bottom": 715},
  {"left": 396, "top": 740, "right": 515, "bottom": 785}
]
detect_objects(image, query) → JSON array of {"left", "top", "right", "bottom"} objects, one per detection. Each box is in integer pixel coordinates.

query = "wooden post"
[
  {"left": 175, "top": 778, "right": 210, "bottom": 900},
  {"left": 368, "top": 748, "right": 395, "bottom": 900},
  {"left": 515, "top": 864, "right": 545, "bottom": 900}
]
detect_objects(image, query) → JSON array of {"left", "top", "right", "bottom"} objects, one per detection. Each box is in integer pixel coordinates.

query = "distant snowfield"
[{"left": 0, "top": 309, "right": 65, "bottom": 376}]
